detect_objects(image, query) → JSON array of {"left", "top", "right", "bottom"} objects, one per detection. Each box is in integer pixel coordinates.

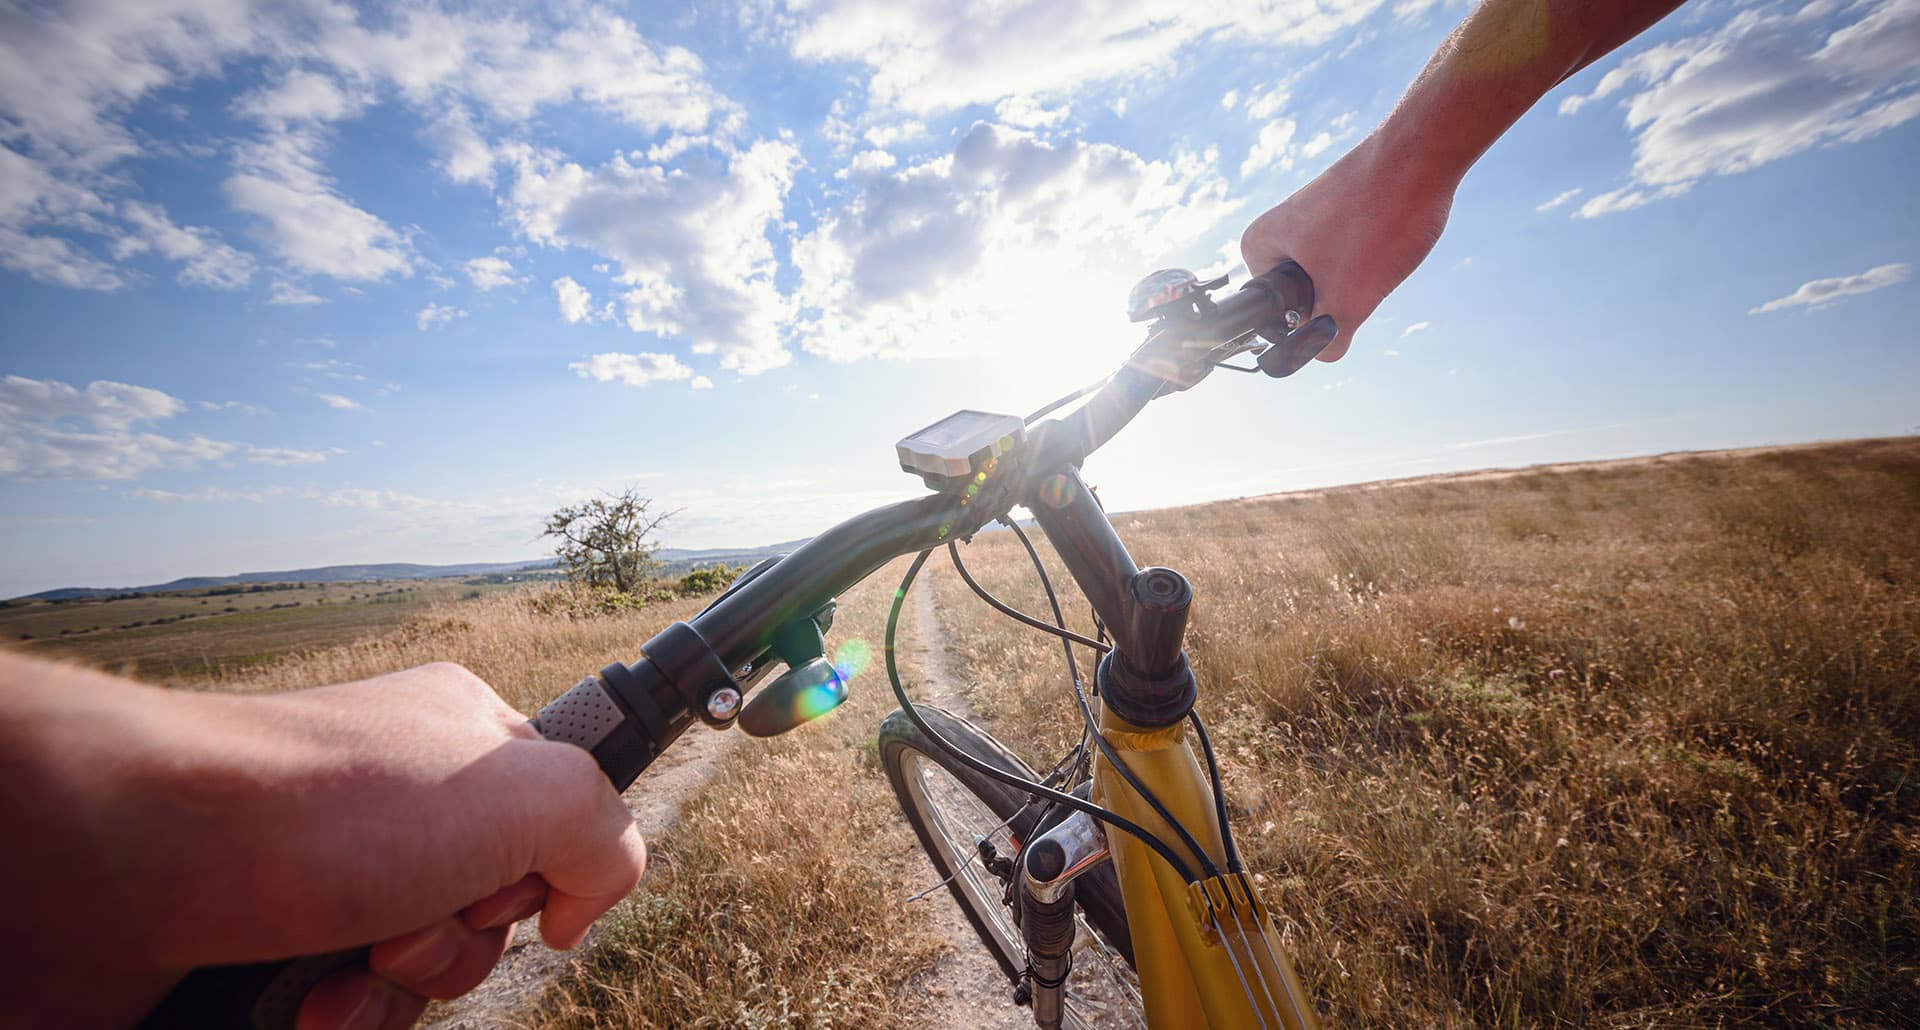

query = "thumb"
[{"left": 537, "top": 820, "right": 647, "bottom": 949}]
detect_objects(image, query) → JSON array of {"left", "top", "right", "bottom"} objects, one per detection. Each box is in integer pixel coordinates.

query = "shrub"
[{"left": 676, "top": 563, "right": 745, "bottom": 597}]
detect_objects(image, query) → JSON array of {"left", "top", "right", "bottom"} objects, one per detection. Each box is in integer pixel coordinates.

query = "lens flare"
[
  {"left": 793, "top": 668, "right": 849, "bottom": 721},
  {"left": 833, "top": 638, "right": 873, "bottom": 681}
]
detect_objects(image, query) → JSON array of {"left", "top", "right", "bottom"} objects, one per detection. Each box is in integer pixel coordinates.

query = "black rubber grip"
[
  {"left": 140, "top": 673, "right": 649, "bottom": 1030},
  {"left": 1241, "top": 258, "right": 1316, "bottom": 321}
]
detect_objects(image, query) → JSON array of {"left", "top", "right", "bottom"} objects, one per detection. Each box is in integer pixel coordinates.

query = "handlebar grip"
[
  {"left": 1241, "top": 259, "right": 1316, "bottom": 325},
  {"left": 138, "top": 949, "right": 363, "bottom": 1030},
  {"left": 140, "top": 672, "right": 662, "bottom": 1030}
]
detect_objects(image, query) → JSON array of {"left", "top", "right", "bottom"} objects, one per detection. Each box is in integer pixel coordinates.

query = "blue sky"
[{"left": 2, "top": 0, "right": 1916, "bottom": 597}]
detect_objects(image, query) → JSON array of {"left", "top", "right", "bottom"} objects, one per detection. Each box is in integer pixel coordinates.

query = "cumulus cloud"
[
  {"left": 554, "top": 276, "right": 595, "bottom": 323},
  {"left": 1240, "top": 119, "right": 1300, "bottom": 177},
  {"left": 0, "top": 375, "right": 238, "bottom": 480},
  {"left": 464, "top": 256, "right": 518, "bottom": 290},
  {"left": 112, "top": 201, "right": 254, "bottom": 289},
  {"left": 785, "top": 0, "right": 1400, "bottom": 115},
  {"left": 225, "top": 128, "right": 415, "bottom": 282},
  {"left": 568, "top": 352, "right": 697, "bottom": 387},
  {"left": 791, "top": 122, "right": 1240, "bottom": 365},
  {"left": 1400, "top": 321, "right": 1430, "bottom": 338},
  {"left": 1563, "top": 1, "right": 1920, "bottom": 217},
  {"left": 317, "top": 393, "right": 363, "bottom": 410},
  {"left": 503, "top": 140, "right": 800, "bottom": 373},
  {"left": 267, "top": 280, "right": 324, "bottom": 305},
  {"left": 416, "top": 302, "right": 467, "bottom": 330},
  {"left": 1747, "top": 262, "right": 1910, "bottom": 315}
]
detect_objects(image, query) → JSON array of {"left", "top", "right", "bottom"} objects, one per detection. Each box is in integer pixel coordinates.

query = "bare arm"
[
  {"left": 1242, "top": 0, "right": 1686, "bottom": 360},
  {"left": 0, "top": 654, "right": 646, "bottom": 1028}
]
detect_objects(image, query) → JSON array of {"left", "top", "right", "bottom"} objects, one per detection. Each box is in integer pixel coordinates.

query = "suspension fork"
[{"left": 1026, "top": 468, "right": 1318, "bottom": 1030}]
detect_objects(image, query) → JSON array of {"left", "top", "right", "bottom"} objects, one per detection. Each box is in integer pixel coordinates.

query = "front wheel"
[{"left": 879, "top": 705, "right": 1145, "bottom": 1028}]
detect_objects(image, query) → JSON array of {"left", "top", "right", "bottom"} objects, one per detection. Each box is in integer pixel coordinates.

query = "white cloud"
[
  {"left": 317, "top": 393, "right": 363, "bottom": 410},
  {"left": 416, "top": 302, "right": 467, "bottom": 331},
  {"left": 502, "top": 139, "right": 800, "bottom": 373},
  {"left": 690, "top": 375, "right": 715, "bottom": 390},
  {"left": 267, "top": 280, "right": 324, "bottom": 305},
  {"left": 112, "top": 201, "right": 254, "bottom": 289},
  {"left": 1400, "top": 321, "right": 1430, "bottom": 338},
  {"left": 837, "top": 149, "right": 898, "bottom": 179},
  {"left": 1535, "top": 187, "right": 1584, "bottom": 213},
  {"left": 0, "top": 144, "right": 123, "bottom": 290},
  {"left": 0, "top": 375, "right": 182, "bottom": 429},
  {"left": 1562, "top": 1, "right": 1920, "bottom": 216},
  {"left": 568, "top": 352, "right": 697, "bottom": 387},
  {"left": 1574, "top": 184, "right": 1689, "bottom": 220},
  {"left": 785, "top": 0, "right": 1393, "bottom": 115},
  {"left": 994, "top": 96, "right": 1071, "bottom": 129},
  {"left": 198, "top": 400, "right": 269, "bottom": 415},
  {"left": 1299, "top": 131, "right": 1335, "bottom": 160},
  {"left": 225, "top": 128, "right": 414, "bottom": 282},
  {"left": 0, "top": 3, "right": 736, "bottom": 293},
  {"left": 464, "top": 256, "right": 518, "bottom": 291},
  {"left": 791, "top": 122, "right": 1240, "bottom": 367},
  {"left": 1748, "top": 262, "right": 1910, "bottom": 315},
  {"left": 1240, "top": 119, "right": 1299, "bottom": 178},
  {"left": 1220, "top": 89, "right": 1240, "bottom": 110},
  {"left": 244, "top": 446, "right": 328, "bottom": 466},
  {"left": 554, "top": 276, "right": 595, "bottom": 324},
  {"left": 1243, "top": 84, "right": 1291, "bottom": 121},
  {"left": 132, "top": 486, "right": 291, "bottom": 504},
  {"left": 0, "top": 375, "right": 237, "bottom": 480}
]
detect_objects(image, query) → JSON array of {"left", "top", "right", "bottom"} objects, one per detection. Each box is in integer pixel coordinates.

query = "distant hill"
[{"left": 14, "top": 540, "right": 811, "bottom": 602}]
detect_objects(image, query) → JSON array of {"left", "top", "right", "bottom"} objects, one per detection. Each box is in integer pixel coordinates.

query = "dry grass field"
[
  {"left": 0, "top": 578, "right": 521, "bottom": 680},
  {"left": 23, "top": 437, "right": 1913, "bottom": 1027},
  {"left": 928, "top": 436, "right": 1920, "bottom": 1026}
]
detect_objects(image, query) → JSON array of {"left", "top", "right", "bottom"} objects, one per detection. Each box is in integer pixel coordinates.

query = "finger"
[
  {"left": 296, "top": 967, "right": 425, "bottom": 1030},
  {"left": 462, "top": 873, "right": 549, "bottom": 931},
  {"left": 537, "top": 821, "right": 647, "bottom": 950},
  {"left": 368, "top": 916, "right": 516, "bottom": 1001}
]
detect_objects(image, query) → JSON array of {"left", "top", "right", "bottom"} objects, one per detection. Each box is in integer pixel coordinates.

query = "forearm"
[
  {"left": 1373, "top": 0, "right": 1684, "bottom": 185},
  {"left": 0, "top": 656, "right": 323, "bottom": 1022}
]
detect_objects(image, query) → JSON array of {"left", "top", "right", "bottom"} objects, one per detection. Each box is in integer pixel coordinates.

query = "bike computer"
[{"left": 896, "top": 409, "right": 1025, "bottom": 485}]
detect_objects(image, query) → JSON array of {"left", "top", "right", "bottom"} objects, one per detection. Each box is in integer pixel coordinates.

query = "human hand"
[
  {"left": 14, "top": 659, "right": 654, "bottom": 1029},
  {"left": 1240, "top": 133, "right": 1457, "bottom": 362},
  {"left": 226, "top": 662, "right": 648, "bottom": 1029}
]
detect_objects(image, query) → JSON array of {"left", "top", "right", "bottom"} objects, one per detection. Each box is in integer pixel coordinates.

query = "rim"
[{"left": 897, "top": 748, "right": 1146, "bottom": 1028}]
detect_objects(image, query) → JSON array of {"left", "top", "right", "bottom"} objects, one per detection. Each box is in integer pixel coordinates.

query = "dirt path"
[
  {"left": 422, "top": 721, "right": 747, "bottom": 1028},
  {"left": 895, "top": 574, "right": 1034, "bottom": 1030}
]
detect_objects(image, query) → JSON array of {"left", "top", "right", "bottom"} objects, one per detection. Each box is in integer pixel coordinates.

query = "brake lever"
[{"left": 1255, "top": 314, "right": 1339, "bottom": 378}]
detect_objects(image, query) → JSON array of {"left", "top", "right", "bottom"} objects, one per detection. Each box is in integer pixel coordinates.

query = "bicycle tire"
[{"left": 880, "top": 705, "right": 1142, "bottom": 1025}]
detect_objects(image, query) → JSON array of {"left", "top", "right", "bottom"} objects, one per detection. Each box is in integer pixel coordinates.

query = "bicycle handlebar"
[{"left": 139, "top": 261, "right": 1328, "bottom": 1030}]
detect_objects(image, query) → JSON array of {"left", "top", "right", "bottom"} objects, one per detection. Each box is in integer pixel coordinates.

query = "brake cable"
[
  {"left": 1000, "top": 519, "right": 1221, "bottom": 882},
  {"left": 885, "top": 548, "right": 1202, "bottom": 884},
  {"left": 948, "top": 536, "right": 1111, "bottom": 654}
]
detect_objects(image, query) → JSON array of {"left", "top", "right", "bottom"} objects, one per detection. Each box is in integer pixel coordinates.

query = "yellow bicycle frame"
[{"left": 1090, "top": 706, "right": 1320, "bottom": 1030}]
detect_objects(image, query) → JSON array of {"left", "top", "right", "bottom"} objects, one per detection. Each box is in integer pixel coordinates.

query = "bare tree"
[{"left": 541, "top": 489, "right": 675, "bottom": 593}]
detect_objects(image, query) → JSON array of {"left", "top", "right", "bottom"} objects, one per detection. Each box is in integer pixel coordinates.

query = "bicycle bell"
[{"left": 1127, "top": 268, "right": 1228, "bottom": 323}]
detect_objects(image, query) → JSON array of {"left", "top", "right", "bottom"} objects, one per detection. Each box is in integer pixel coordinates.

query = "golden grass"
[{"left": 928, "top": 437, "right": 1920, "bottom": 1026}]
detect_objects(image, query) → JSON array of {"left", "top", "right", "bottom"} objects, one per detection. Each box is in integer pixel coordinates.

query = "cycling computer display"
[{"left": 896, "top": 409, "right": 1025, "bottom": 482}]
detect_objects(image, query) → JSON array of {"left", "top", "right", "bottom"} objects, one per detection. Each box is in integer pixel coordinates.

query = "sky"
[{"left": 1, "top": 0, "right": 1916, "bottom": 597}]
